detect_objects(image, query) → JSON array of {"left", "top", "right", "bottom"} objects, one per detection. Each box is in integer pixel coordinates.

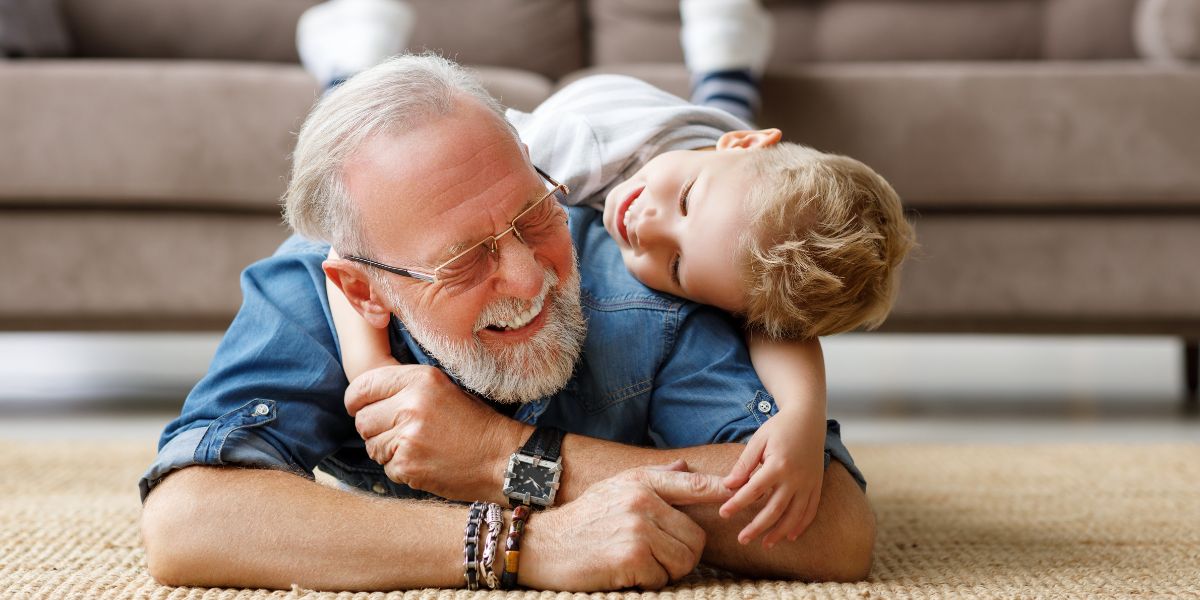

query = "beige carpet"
[{"left": 2, "top": 440, "right": 1198, "bottom": 599}]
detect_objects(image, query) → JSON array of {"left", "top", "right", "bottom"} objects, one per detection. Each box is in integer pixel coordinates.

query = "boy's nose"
[{"left": 632, "top": 205, "right": 669, "bottom": 251}]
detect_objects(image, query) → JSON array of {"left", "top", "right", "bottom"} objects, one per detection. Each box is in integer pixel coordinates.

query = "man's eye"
[
  {"left": 670, "top": 254, "right": 681, "bottom": 287},
  {"left": 679, "top": 178, "right": 695, "bottom": 216},
  {"left": 518, "top": 203, "right": 557, "bottom": 232}
]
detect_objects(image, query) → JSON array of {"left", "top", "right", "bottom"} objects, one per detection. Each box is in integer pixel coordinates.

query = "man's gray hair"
[{"left": 282, "top": 53, "right": 511, "bottom": 255}]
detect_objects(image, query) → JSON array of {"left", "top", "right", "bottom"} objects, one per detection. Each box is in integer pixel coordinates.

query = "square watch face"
[{"left": 504, "top": 455, "right": 559, "bottom": 504}]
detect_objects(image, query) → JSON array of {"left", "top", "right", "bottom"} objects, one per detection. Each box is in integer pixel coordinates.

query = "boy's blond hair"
[{"left": 739, "top": 143, "right": 915, "bottom": 339}]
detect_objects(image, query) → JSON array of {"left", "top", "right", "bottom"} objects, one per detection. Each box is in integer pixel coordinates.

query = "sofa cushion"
[
  {"left": 0, "top": 60, "right": 552, "bottom": 210},
  {"left": 7, "top": 210, "right": 1198, "bottom": 334},
  {"left": 590, "top": 0, "right": 1138, "bottom": 66},
  {"left": 0, "top": 0, "right": 72, "bottom": 57},
  {"left": 1, "top": 210, "right": 291, "bottom": 330},
  {"left": 59, "top": 0, "right": 584, "bottom": 78},
  {"left": 404, "top": 0, "right": 585, "bottom": 79},
  {"left": 886, "top": 214, "right": 1200, "bottom": 335},
  {"left": 0, "top": 61, "right": 319, "bottom": 210},
  {"left": 61, "top": 0, "right": 312, "bottom": 63},
  {"left": 563, "top": 62, "right": 1200, "bottom": 210}
]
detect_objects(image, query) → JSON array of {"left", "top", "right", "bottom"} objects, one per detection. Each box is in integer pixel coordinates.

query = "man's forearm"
[
  {"left": 141, "top": 466, "right": 469, "bottom": 591},
  {"left": 555, "top": 433, "right": 736, "bottom": 504},
  {"left": 519, "top": 433, "right": 873, "bottom": 581}
]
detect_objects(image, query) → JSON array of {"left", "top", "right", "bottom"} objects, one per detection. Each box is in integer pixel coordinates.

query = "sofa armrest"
[{"left": 1135, "top": 0, "right": 1200, "bottom": 62}]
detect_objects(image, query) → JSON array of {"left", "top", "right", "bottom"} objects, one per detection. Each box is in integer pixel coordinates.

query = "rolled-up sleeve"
[
  {"left": 646, "top": 305, "right": 867, "bottom": 491},
  {"left": 647, "top": 305, "right": 769, "bottom": 447},
  {"left": 138, "top": 236, "right": 359, "bottom": 503}
]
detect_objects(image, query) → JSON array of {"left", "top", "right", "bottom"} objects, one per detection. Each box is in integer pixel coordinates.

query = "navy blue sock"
[{"left": 691, "top": 69, "right": 760, "bottom": 125}]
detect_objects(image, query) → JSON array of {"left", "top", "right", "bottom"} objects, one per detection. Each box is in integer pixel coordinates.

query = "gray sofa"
[{"left": 2, "top": 0, "right": 1198, "bottom": 403}]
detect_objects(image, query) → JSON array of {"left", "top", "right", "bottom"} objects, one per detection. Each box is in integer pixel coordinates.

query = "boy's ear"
[
  {"left": 322, "top": 258, "right": 393, "bottom": 329},
  {"left": 716, "top": 128, "right": 783, "bottom": 151}
]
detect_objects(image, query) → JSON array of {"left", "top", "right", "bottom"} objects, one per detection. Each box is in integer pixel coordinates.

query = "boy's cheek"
[
  {"left": 623, "top": 254, "right": 671, "bottom": 295},
  {"left": 619, "top": 251, "right": 648, "bottom": 285}
]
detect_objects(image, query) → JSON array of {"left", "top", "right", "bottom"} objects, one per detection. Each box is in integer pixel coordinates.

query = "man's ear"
[
  {"left": 716, "top": 128, "right": 783, "bottom": 151},
  {"left": 322, "top": 258, "right": 394, "bottom": 329}
]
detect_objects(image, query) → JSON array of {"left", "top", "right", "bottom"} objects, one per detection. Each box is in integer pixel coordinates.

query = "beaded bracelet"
[
  {"left": 500, "top": 504, "right": 531, "bottom": 590},
  {"left": 479, "top": 503, "right": 504, "bottom": 589},
  {"left": 463, "top": 501, "right": 486, "bottom": 590}
]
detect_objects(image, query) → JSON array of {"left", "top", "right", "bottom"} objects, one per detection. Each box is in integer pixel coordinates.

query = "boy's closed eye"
[{"left": 670, "top": 177, "right": 696, "bottom": 288}]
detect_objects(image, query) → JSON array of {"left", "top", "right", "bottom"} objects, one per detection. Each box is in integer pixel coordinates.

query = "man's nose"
[{"left": 491, "top": 233, "right": 543, "bottom": 300}]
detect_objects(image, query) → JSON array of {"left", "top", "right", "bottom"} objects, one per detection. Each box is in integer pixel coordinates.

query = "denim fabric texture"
[{"left": 139, "top": 208, "right": 864, "bottom": 503}]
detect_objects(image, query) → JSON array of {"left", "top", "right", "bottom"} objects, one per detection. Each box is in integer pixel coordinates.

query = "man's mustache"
[{"left": 472, "top": 268, "right": 558, "bottom": 333}]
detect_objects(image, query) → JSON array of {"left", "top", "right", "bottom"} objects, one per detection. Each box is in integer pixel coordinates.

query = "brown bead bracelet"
[{"left": 500, "top": 504, "right": 531, "bottom": 590}]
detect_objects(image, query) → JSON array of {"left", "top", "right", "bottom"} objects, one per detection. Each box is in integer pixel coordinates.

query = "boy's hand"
[{"left": 718, "top": 410, "right": 826, "bottom": 548}]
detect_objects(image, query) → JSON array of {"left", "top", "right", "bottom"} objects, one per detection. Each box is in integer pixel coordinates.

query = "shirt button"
[
  {"left": 371, "top": 482, "right": 388, "bottom": 495},
  {"left": 757, "top": 400, "right": 772, "bottom": 414},
  {"left": 252, "top": 403, "right": 270, "bottom": 416}
]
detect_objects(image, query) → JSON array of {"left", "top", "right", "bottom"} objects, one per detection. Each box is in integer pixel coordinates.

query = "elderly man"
[{"left": 138, "top": 55, "right": 875, "bottom": 592}]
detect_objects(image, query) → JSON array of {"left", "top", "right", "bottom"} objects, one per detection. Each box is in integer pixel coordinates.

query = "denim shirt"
[{"left": 139, "top": 208, "right": 863, "bottom": 503}]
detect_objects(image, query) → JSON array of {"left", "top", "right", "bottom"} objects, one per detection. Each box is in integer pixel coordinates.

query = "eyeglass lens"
[{"left": 434, "top": 190, "right": 564, "bottom": 294}]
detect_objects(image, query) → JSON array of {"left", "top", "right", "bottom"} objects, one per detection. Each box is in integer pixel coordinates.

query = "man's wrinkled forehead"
[{"left": 342, "top": 98, "right": 530, "bottom": 261}]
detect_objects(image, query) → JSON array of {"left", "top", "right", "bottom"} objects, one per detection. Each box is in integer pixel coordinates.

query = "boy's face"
[{"left": 601, "top": 133, "right": 778, "bottom": 312}]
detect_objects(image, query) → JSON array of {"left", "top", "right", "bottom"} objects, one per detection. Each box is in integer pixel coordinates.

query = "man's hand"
[
  {"left": 344, "top": 364, "right": 527, "bottom": 502},
  {"left": 520, "top": 460, "right": 734, "bottom": 592}
]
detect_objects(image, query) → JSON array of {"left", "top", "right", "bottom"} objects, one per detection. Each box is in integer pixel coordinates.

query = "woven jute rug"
[{"left": 2, "top": 440, "right": 1198, "bottom": 599}]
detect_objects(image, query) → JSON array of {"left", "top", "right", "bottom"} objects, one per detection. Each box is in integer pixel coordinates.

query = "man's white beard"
[{"left": 389, "top": 265, "right": 587, "bottom": 404}]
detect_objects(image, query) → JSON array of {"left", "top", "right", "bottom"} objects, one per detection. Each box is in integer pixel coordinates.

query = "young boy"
[{"left": 324, "top": 72, "right": 915, "bottom": 549}]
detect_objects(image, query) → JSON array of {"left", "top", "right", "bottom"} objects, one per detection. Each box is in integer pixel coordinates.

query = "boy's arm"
[
  {"left": 326, "top": 249, "right": 400, "bottom": 381},
  {"left": 745, "top": 332, "right": 827, "bottom": 419}
]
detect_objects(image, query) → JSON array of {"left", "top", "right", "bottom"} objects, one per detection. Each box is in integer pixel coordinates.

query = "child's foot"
[
  {"left": 297, "top": 0, "right": 416, "bottom": 91},
  {"left": 680, "top": 0, "right": 773, "bottom": 124}
]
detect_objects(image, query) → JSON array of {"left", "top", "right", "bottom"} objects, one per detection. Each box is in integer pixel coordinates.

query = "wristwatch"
[{"left": 502, "top": 426, "right": 564, "bottom": 508}]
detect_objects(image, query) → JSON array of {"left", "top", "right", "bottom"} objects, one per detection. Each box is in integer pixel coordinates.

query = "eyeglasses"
[{"left": 345, "top": 166, "right": 569, "bottom": 296}]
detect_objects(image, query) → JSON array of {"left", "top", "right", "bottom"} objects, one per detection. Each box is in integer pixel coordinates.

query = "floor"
[{"left": 0, "top": 332, "right": 1196, "bottom": 445}]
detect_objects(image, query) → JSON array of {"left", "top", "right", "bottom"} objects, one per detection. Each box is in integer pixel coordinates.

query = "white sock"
[
  {"left": 297, "top": 0, "right": 416, "bottom": 89},
  {"left": 680, "top": 0, "right": 773, "bottom": 75}
]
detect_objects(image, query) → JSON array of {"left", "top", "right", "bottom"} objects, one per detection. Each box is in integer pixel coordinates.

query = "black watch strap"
[{"left": 519, "top": 426, "right": 564, "bottom": 462}]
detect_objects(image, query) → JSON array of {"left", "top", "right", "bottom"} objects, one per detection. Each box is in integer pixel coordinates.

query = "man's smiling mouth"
[{"left": 483, "top": 293, "right": 545, "bottom": 332}]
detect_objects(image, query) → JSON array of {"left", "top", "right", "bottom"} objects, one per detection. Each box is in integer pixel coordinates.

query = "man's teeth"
[{"left": 490, "top": 296, "right": 545, "bottom": 331}]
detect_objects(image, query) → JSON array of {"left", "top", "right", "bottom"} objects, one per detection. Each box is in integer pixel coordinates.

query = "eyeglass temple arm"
[
  {"left": 534, "top": 165, "right": 569, "bottom": 195},
  {"left": 344, "top": 255, "right": 437, "bottom": 283}
]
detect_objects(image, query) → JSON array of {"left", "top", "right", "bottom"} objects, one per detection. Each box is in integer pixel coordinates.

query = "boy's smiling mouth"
[{"left": 615, "top": 184, "right": 645, "bottom": 246}]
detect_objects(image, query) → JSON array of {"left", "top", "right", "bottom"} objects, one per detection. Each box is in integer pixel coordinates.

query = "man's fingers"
[
  {"left": 644, "top": 499, "right": 707, "bottom": 564},
  {"left": 642, "top": 470, "right": 733, "bottom": 506},
  {"left": 630, "top": 557, "right": 670, "bottom": 591},
  {"left": 646, "top": 458, "right": 689, "bottom": 473},
  {"left": 364, "top": 431, "right": 398, "bottom": 465},
  {"left": 737, "top": 486, "right": 791, "bottom": 546},
  {"left": 722, "top": 435, "right": 765, "bottom": 489},
  {"left": 343, "top": 364, "right": 426, "bottom": 417},
  {"left": 353, "top": 395, "right": 404, "bottom": 440},
  {"left": 645, "top": 523, "right": 700, "bottom": 584},
  {"left": 344, "top": 366, "right": 391, "bottom": 417}
]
